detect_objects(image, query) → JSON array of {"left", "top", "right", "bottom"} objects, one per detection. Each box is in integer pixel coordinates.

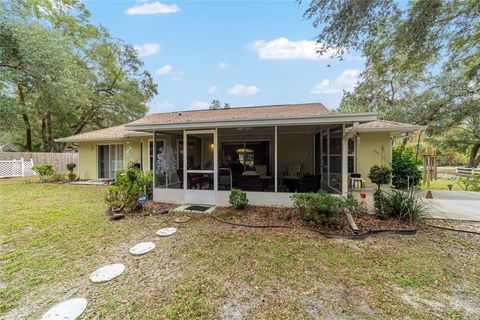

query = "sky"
[{"left": 84, "top": 0, "right": 365, "bottom": 114}]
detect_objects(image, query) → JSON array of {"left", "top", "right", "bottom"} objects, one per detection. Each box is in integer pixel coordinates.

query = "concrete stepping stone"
[
  {"left": 156, "top": 227, "right": 177, "bottom": 237},
  {"left": 89, "top": 264, "right": 125, "bottom": 283},
  {"left": 174, "top": 216, "right": 191, "bottom": 223},
  {"left": 40, "top": 297, "right": 87, "bottom": 320},
  {"left": 129, "top": 242, "right": 155, "bottom": 256}
]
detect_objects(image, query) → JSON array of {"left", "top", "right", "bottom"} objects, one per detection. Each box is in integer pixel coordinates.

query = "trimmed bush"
[
  {"left": 368, "top": 165, "right": 392, "bottom": 191},
  {"left": 392, "top": 146, "right": 421, "bottom": 189},
  {"left": 291, "top": 191, "right": 347, "bottom": 228},
  {"left": 229, "top": 188, "right": 248, "bottom": 210},
  {"left": 377, "top": 189, "right": 426, "bottom": 223},
  {"left": 373, "top": 190, "right": 388, "bottom": 219},
  {"left": 105, "top": 169, "right": 153, "bottom": 213},
  {"left": 66, "top": 163, "right": 77, "bottom": 181},
  {"left": 32, "top": 164, "right": 54, "bottom": 176}
]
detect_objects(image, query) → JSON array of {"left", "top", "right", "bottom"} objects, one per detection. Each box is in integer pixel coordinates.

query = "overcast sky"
[{"left": 85, "top": 0, "right": 365, "bottom": 113}]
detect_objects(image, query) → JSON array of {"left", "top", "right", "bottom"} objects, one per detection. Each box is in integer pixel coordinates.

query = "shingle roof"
[
  {"left": 55, "top": 125, "right": 149, "bottom": 142},
  {"left": 356, "top": 120, "right": 426, "bottom": 132},
  {"left": 127, "top": 102, "right": 332, "bottom": 126}
]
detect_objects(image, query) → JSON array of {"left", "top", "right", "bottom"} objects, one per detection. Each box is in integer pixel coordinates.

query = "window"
[{"left": 97, "top": 144, "right": 123, "bottom": 179}]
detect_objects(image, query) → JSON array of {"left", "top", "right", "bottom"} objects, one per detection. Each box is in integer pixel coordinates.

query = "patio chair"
[
  {"left": 240, "top": 173, "right": 263, "bottom": 191},
  {"left": 284, "top": 174, "right": 322, "bottom": 193}
]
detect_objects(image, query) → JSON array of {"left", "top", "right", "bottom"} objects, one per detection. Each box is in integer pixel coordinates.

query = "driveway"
[{"left": 423, "top": 190, "right": 480, "bottom": 221}]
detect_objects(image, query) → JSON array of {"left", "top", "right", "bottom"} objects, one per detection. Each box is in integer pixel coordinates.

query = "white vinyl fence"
[
  {"left": 0, "top": 158, "right": 37, "bottom": 178},
  {"left": 455, "top": 167, "right": 480, "bottom": 175}
]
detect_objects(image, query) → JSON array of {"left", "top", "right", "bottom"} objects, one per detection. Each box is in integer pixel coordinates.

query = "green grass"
[
  {"left": 0, "top": 178, "right": 479, "bottom": 319},
  {"left": 420, "top": 178, "right": 463, "bottom": 191}
]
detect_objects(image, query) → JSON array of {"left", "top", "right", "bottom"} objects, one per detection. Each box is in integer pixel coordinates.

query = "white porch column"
[
  {"left": 341, "top": 124, "right": 348, "bottom": 195},
  {"left": 214, "top": 128, "right": 218, "bottom": 193},
  {"left": 274, "top": 126, "right": 278, "bottom": 193},
  {"left": 183, "top": 129, "right": 187, "bottom": 191}
]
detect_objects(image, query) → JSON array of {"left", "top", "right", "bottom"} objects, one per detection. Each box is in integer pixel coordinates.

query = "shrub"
[
  {"left": 64, "top": 163, "right": 77, "bottom": 181},
  {"left": 457, "top": 174, "right": 480, "bottom": 191},
  {"left": 345, "top": 193, "right": 367, "bottom": 215},
  {"left": 105, "top": 169, "right": 153, "bottom": 213},
  {"left": 368, "top": 165, "right": 392, "bottom": 191},
  {"left": 67, "top": 172, "right": 77, "bottom": 181},
  {"left": 40, "top": 172, "right": 67, "bottom": 183},
  {"left": 291, "top": 191, "right": 347, "bottom": 228},
  {"left": 392, "top": 146, "right": 422, "bottom": 189},
  {"left": 381, "top": 189, "right": 426, "bottom": 223},
  {"left": 32, "top": 164, "right": 54, "bottom": 176},
  {"left": 229, "top": 188, "right": 248, "bottom": 210},
  {"left": 66, "top": 163, "right": 77, "bottom": 172},
  {"left": 373, "top": 190, "right": 388, "bottom": 219}
]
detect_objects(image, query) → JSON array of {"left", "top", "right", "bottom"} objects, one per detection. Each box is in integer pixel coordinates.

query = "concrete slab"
[
  {"left": 89, "top": 264, "right": 125, "bottom": 283},
  {"left": 425, "top": 199, "right": 480, "bottom": 221},
  {"left": 156, "top": 227, "right": 177, "bottom": 237},
  {"left": 40, "top": 298, "right": 87, "bottom": 320},
  {"left": 129, "top": 242, "right": 155, "bottom": 256}
]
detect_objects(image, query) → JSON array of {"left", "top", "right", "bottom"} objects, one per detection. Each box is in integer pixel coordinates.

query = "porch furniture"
[
  {"left": 240, "top": 172, "right": 262, "bottom": 191},
  {"left": 218, "top": 167, "right": 232, "bottom": 190},
  {"left": 350, "top": 177, "right": 365, "bottom": 190},
  {"left": 254, "top": 164, "right": 267, "bottom": 177},
  {"left": 259, "top": 175, "right": 272, "bottom": 191},
  {"left": 287, "top": 164, "right": 302, "bottom": 178},
  {"left": 284, "top": 174, "right": 322, "bottom": 193}
]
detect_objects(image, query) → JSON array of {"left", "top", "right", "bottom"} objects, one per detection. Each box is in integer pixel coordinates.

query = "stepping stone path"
[
  {"left": 42, "top": 223, "right": 180, "bottom": 318},
  {"left": 156, "top": 227, "right": 177, "bottom": 237},
  {"left": 40, "top": 298, "right": 87, "bottom": 320},
  {"left": 129, "top": 242, "right": 156, "bottom": 256},
  {"left": 174, "top": 216, "right": 191, "bottom": 223},
  {"left": 89, "top": 263, "right": 125, "bottom": 283}
]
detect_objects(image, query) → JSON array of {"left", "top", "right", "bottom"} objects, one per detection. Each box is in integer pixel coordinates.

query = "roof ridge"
[{"left": 147, "top": 102, "right": 329, "bottom": 116}]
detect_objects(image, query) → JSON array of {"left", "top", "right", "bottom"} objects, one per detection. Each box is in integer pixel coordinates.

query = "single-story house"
[{"left": 57, "top": 102, "right": 425, "bottom": 206}]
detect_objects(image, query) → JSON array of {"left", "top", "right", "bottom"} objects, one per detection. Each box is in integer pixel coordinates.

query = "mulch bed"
[
  {"left": 213, "top": 205, "right": 413, "bottom": 236},
  {"left": 426, "top": 219, "right": 480, "bottom": 234}
]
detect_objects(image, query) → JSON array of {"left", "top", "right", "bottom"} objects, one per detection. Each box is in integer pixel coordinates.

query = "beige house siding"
[
  {"left": 78, "top": 137, "right": 151, "bottom": 180},
  {"left": 77, "top": 131, "right": 393, "bottom": 186},
  {"left": 356, "top": 132, "right": 392, "bottom": 188}
]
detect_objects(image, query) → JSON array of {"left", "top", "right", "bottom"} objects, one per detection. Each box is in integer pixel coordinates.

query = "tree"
[
  {"left": 209, "top": 99, "right": 230, "bottom": 110},
  {"left": 0, "top": 0, "right": 157, "bottom": 152},
  {"left": 303, "top": 0, "right": 479, "bottom": 166}
]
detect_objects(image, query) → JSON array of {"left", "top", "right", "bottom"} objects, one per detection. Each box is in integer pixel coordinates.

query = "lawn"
[
  {"left": 1, "top": 178, "right": 479, "bottom": 319},
  {"left": 420, "top": 177, "right": 464, "bottom": 191}
]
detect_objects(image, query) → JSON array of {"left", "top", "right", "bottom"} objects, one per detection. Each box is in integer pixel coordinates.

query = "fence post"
[{"left": 21, "top": 157, "right": 25, "bottom": 177}]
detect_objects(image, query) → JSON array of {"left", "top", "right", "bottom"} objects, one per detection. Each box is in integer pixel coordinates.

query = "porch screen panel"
[
  {"left": 154, "top": 131, "right": 183, "bottom": 189},
  {"left": 328, "top": 126, "right": 342, "bottom": 194},
  {"left": 217, "top": 127, "right": 274, "bottom": 192}
]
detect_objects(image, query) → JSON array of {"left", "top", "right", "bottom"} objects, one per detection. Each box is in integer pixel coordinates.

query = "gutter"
[{"left": 125, "top": 113, "right": 378, "bottom": 131}]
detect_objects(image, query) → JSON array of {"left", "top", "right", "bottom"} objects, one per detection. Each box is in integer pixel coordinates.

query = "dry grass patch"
[{"left": 0, "top": 178, "right": 479, "bottom": 319}]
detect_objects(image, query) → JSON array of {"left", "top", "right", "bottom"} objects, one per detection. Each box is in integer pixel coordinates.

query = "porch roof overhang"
[
  {"left": 344, "top": 119, "right": 427, "bottom": 134},
  {"left": 124, "top": 112, "right": 378, "bottom": 132}
]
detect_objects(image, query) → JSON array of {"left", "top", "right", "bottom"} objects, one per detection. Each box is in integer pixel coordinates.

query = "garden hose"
[
  {"left": 315, "top": 229, "right": 418, "bottom": 240},
  {"left": 209, "top": 215, "right": 293, "bottom": 229},
  {"left": 210, "top": 214, "right": 420, "bottom": 240},
  {"left": 426, "top": 224, "right": 480, "bottom": 236}
]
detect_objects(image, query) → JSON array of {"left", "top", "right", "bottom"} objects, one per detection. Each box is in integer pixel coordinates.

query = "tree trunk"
[
  {"left": 22, "top": 113, "right": 32, "bottom": 152},
  {"left": 18, "top": 85, "right": 33, "bottom": 151},
  {"left": 469, "top": 142, "right": 480, "bottom": 168}
]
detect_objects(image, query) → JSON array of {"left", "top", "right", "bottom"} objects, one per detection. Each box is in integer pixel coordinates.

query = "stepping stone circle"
[
  {"left": 129, "top": 242, "right": 155, "bottom": 256},
  {"left": 40, "top": 298, "right": 87, "bottom": 320},
  {"left": 89, "top": 263, "right": 125, "bottom": 283},
  {"left": 156, "top": 227, "right": 177, "bottom": 237},
  {"left": 174, "top": 216, "right": 191, "bottom": 223}
]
